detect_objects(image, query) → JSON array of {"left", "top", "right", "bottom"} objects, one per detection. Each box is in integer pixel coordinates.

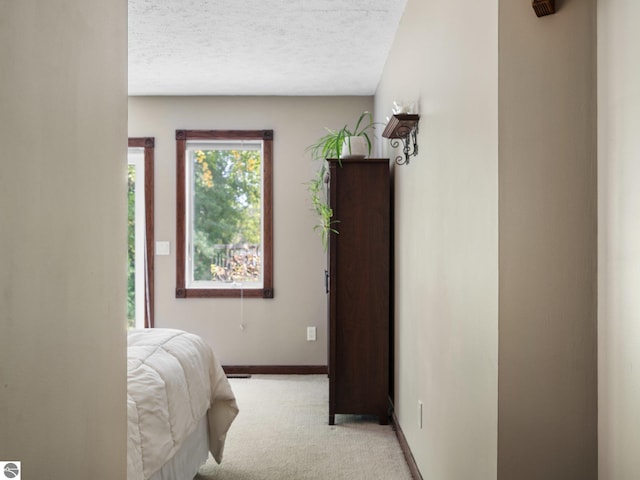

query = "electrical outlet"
[
  {"left": 307, "top": 326, "right": 317, "bottom": 341},
  {"left": 418, "top": 400, "right": 423, "bottom": 429}
]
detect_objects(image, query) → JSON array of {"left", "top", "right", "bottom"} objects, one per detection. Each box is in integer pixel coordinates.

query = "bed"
[{"left": 127, "top": 328, "right": 238, "bottom": 480}]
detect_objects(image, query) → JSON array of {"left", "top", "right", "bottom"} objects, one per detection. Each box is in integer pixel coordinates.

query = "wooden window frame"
[
  {"left": 175, "top": 129, "right": 274, "bottom": 299},
  {"left": 128, "top": 137, "right": 155, "bottom": 327}
]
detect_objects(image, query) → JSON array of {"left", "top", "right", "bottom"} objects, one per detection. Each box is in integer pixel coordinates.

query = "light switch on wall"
[
  {"left": 155, "top": 241, "right": 170, "bottom": 256},
  {"left": 307, "top": 326, "right": 317, "bottom": 342}
]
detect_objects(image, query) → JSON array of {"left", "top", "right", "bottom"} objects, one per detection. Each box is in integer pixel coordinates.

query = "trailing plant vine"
[{"left": 308, "top": 161, "right": 338, "bottom": 250}]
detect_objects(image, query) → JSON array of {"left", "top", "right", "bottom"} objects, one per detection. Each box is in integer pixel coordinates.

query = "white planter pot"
[{"left": 340, "top": 136, "right": 368, "bottom": 159}]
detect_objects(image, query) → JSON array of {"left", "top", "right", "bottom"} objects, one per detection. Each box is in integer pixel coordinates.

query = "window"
[
  {"left": 128, "top": 137, "right": 155, "bottom": 327},
  {"left": 176, "top": 129, "right": 273, "bottom": 298}
]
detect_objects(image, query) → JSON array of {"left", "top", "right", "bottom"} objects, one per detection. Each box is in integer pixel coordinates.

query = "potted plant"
[
  {"left": 306, "top": 111, "right": 379, "bottom": 248},
  {"left": 307, "top": 111, "right": 377, "bottom": 161}
]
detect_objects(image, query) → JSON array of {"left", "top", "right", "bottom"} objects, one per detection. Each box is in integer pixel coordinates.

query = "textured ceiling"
[{"left": 128, "top": 0, "right": 407, "bottom": 96}]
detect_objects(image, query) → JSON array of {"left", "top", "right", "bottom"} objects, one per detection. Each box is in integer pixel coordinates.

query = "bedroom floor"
[{"left": 196, "top": 374, "right": 413, "bottom": 480}]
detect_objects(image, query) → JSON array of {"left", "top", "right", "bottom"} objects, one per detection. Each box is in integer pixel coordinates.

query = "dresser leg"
[{"left": 329, "top": 414, "right": 335, "bottom": 425}]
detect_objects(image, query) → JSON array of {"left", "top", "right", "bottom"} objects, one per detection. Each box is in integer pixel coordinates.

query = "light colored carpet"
[{"left": 196, "top": 375, "right": 413, "bottom": 480}]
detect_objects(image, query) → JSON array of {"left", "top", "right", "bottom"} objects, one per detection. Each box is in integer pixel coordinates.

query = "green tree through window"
[
  {"left": 192, "top": 148, "right": 261, "bottom": 282},
  {"left": 127, "top": 164, "right": 136, "bottom": 327}
]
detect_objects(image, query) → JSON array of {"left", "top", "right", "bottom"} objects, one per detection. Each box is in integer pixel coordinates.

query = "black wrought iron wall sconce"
[{"left": 382, "top": 114, "right": 420, "bottom": 166}]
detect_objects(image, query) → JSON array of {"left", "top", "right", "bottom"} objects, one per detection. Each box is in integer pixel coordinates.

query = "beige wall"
[
  {"left": 374, "top": 0, "right": 499, "bottom": 477},
  {"left": 498, "top": 1, "right": 597, "bottom": 479},
  {"left": 377, "top": 0, "right": 598, "bottom": 478},
  {"left": 128, "top": 96, "right": 372, "bottom": 365},
  {"left": 598, "top": 1, "right": 640, "bottom": 478},
  {"left": 0, "top": 1, "right": 127, "bottom": 478},
  {"left": 0, "top": 1, "right": 615, "bottom": 478}
]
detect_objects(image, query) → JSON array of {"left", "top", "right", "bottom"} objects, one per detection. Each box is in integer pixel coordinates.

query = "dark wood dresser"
[{"left": 327, "top": 157, "right": 390, "bottom": 425}]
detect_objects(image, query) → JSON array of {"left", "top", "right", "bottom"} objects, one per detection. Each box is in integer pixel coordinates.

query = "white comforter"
[{"left": 127, "top": 328, "right": 238, "bottom": 480}]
